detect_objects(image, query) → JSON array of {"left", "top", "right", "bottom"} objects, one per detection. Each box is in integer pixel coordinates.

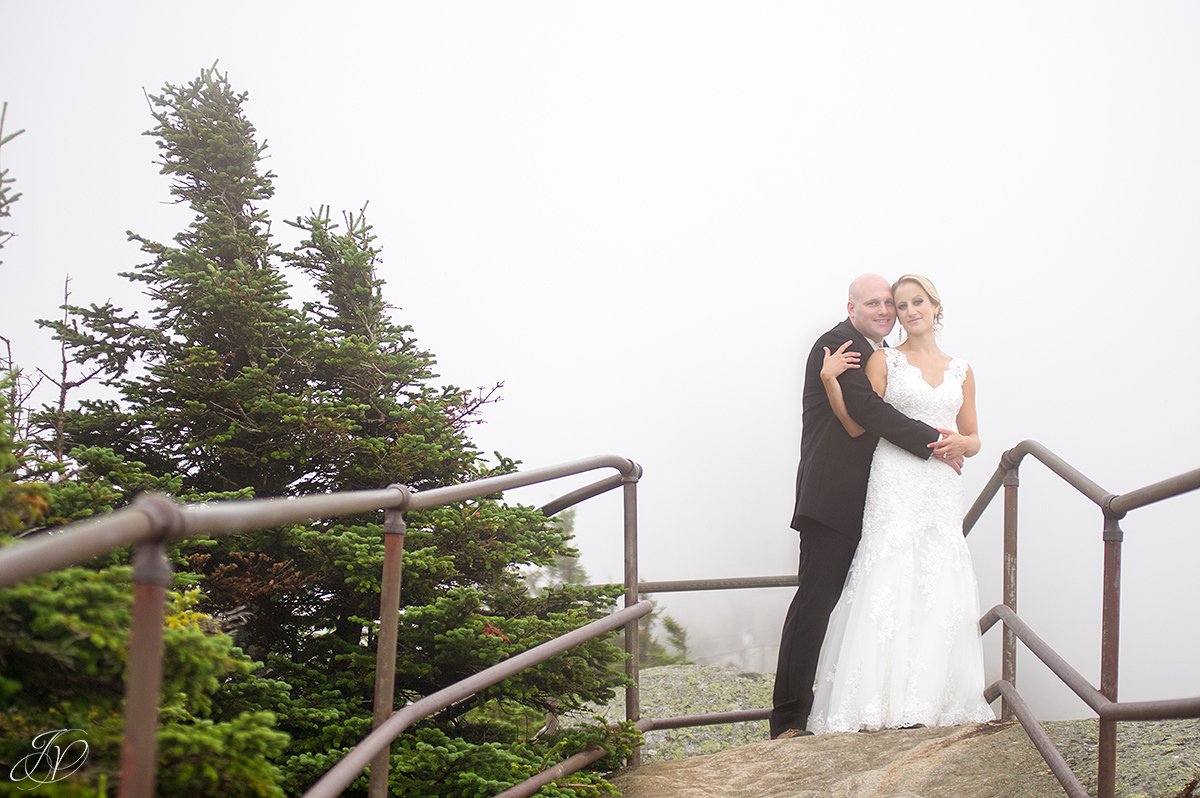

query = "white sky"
[{"left": 4, "top": 2, "right": 1198, "bottom": 721}]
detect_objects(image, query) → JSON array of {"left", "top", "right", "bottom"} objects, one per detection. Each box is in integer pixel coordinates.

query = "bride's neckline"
[{"left": 891, "top": 348, "right": 953, "bottom": 390}]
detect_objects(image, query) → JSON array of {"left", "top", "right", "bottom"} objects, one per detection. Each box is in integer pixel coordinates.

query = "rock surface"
[
  {"left": 593, "top": 665, "right": 1200, "bottom": 798},
  {"left": 610, "top": 721, "right": 1061, "bottom": 798}
]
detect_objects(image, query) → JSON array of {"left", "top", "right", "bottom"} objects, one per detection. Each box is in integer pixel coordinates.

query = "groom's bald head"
[
  {"left": 846, "top": 273, "right": 897, "bottom": 343},
  {"left": 848, "top": 273, "right": 891, "bottom": 302}
]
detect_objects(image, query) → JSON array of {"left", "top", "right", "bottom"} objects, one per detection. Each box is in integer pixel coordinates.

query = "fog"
[{"left": 4, "top": 2, "right": 1198, "bottom": 722}]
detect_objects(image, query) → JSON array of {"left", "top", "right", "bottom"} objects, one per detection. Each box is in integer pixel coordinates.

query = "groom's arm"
[{"left": 838, "top": 354, "right": 938, "bottom": 460}]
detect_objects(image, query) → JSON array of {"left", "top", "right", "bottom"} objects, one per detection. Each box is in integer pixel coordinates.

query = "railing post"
[
  {"left": 368, "top": 509, "right": 408, "bottom": 798},
  {"left": 1001, "top": 465, "right": 1019, "bottom": 720},
  {"left": 1098, "top": 513, "right": 1124, "bottom": 798},
  {"left": 118, "top": 539, "right": 172, "bottom": 798},
  {"left": 622, "top": 468, "right": 641, "bottom": 768}
]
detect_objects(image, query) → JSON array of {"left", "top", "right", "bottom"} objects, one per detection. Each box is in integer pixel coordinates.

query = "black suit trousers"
[{"left": 769, "top": 516, "right": 857, "bottom": 736}]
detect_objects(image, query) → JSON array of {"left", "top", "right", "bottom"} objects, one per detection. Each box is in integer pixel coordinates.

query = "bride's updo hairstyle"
[{"left": 892, "top": 273, "right": 944, "bottom": 329}]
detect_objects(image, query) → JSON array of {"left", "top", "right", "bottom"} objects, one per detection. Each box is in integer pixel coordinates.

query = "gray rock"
[
  {"left": 592, "top": 665, "right": 1200, "bottom": 798},
  {"left": 610, "top": 721, "right": 1060, "bottom": 798}
]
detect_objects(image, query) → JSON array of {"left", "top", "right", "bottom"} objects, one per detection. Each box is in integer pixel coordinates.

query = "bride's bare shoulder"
[{"left": 866, "top": 348, "right": 890, "bottom": 367}]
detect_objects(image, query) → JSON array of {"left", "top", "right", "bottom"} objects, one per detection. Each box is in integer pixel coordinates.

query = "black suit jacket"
[{"left": 790, "top": 319, "right": 939, "bottom": 540}]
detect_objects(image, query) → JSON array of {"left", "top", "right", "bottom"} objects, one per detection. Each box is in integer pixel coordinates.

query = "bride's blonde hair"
[{"left": 892, "top": 273, "right": 944, "bottom": 328}]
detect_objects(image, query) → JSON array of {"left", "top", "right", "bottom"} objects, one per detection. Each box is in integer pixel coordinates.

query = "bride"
[{"left": 807, "top": 274, "right": 995, "bottom": 733}]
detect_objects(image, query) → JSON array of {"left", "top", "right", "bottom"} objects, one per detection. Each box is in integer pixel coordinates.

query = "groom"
[{"left": 770, "top": 273, "right": 954, "bottom": 739}]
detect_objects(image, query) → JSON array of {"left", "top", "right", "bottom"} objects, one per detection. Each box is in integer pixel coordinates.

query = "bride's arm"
[
  {"left": 929, "top": 366, "right": 981, "bottom": 459},
  {"left": 865, "top": 349, "right": 888, "bottom": 399},
  {"left": 820, "top": 341, "right": 866, "bottom": 437}
]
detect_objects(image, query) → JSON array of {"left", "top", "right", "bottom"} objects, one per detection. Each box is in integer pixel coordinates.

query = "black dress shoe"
[{"left": 772, "top": 728, "right": 814, "bottom": 739}]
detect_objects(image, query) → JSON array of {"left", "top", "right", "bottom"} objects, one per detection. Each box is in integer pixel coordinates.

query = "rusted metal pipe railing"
[
  {"left": 1000, "top": 440, "right": 1112, "bottom": 506},
  {"left": 0, "top": 487, "right": 411, "bottom": 591},
  {"left": 621, "top": 469, "right": 642, "bottom": 768},
  {"left": 117, "top": 495, "right": 185, "bottom": 798},
  {"left": 3, "top": 443, "right": 1197, "bottom": 798},
  {"left": 493, "top": 746, "right": 611, "bottom": 798},
  {"left": 495, "top": 708, "right": 773, "bottom": 798},
  {"left": 1108, "top": 468, "right": 1200, "bottom": 514},
  {"left": 1099, "top": 696, "right": 1200, "bottom": 721},
  {"left": 403, "top": 456, "right": 639, "bottom": 512},
  {"left": 1098, "top": 515, "right": 1123, "bottom": 798},
  {"left": 979, "top": 441, "right": 1200, "bottom": 798},
  {"left": 985, "top": 680, "right": 1090, "bottom": 798},
  {"left": 303, "top": 600, "right": 654, "bottom": 798},
  {"left": 0, "top": 457, "right": 643, "bottom": 590},
  {"left": 962, "top": 462, "right": 1006, "bottom": 535},
  {"left": 1001, "top": 464, "right": 1019, "bottom": 720},
  {"left": 0, "top": 508, "right": 156, "bottom": 588},
  {"left": 980, "top": 604, "right": 1108, "bottom": 714},
  {"left": 539, "top": 473, "right": 625, "bottom": 517},
  {"left": 636, "top": 574, "right": 799, "bottom": 593},
  {"left": 367, "top": 509, "right": 408, "bottom": 798},
  {"left": 0, "top": 453, "right": 643, "bottom": 798},
  {"left": 118, "top": 540, "right": 171, "bottom": 798}
]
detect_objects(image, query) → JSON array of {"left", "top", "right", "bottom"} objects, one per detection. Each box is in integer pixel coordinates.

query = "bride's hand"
[
  {"left": 928, "top": 429, "right": 972, "bottom": 461},
  {"left": 821, "top": 341, "right": 860, "bottom": 381}
]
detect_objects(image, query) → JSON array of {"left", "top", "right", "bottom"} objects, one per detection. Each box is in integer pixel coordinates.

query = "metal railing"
[
  {"left": 522, "top": 441, "right": 1200, "bottom": 798},
  {"left": 2, "top": 442, "right": 1197, "bottom": 797},
  {"left": 0, "top": 454, "right": 650, "bottom": 798},
  {"left": 962, "top": 441, "right": 1200, "bottom": 798}
]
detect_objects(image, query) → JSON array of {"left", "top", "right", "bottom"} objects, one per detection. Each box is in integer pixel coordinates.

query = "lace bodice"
[
  {"left": 881, "top": 347, "right": 968, "bottom": 430},
  {"left": 860, "top": 346, "right": 969, "bottom": 569}
]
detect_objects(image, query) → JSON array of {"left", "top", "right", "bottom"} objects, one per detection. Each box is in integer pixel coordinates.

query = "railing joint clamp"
[
  {"left": 1000, "top": 449, "right": 1025, "bottom": 472},
  {"left": 384, "top": 483, "right": 412, "bottom": 510},
  {"left": 621, "top": 462, "right": 643, "bottom": 484},
  {"left": 131, "top": 492, "right": 187, "bottom": 544},
  {"left": 383, "top": 508, "right": 407, "bottom": 536},
  {"left": 1100, "top": 493, "right": 1126, "bottom": 522},
  {"left": 129, "top": 493, "right": 183, "bottom": 587},
  {"left": 131, "top": 540, "right": 174, "bottom": 587},
  {"left": 1003, "top": 468, "right": 1019, "bottom": 488},
  {"left": 1102, "top": 516, "right": 1124, "bottom": 542}
]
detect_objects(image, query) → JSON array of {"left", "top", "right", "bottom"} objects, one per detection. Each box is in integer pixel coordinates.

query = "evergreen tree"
[
  {"left": 0, "top": 381, "right": 291, "bottom": 797},
  {"left": 0, "top": 102, "right": 293, "bottom": 794},
  {"left": 619, "top": 598, "right": 690, "bottom": 668},
  {"left": 0, "top": 101, "right": 24, "bottom": 262},
  {"left": 525, "top": 510, "right": 591, "bottom": 593},
  {"left": 0, "top": 377, "right": 47, "bottom": 536},
  {"left": 7, "top": 66, "right": 635, "bottom": 796}
]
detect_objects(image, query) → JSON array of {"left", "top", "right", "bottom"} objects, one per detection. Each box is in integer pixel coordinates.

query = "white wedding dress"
[{"left": 809, "top": 347, "right": 995, "bottom": 733}]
